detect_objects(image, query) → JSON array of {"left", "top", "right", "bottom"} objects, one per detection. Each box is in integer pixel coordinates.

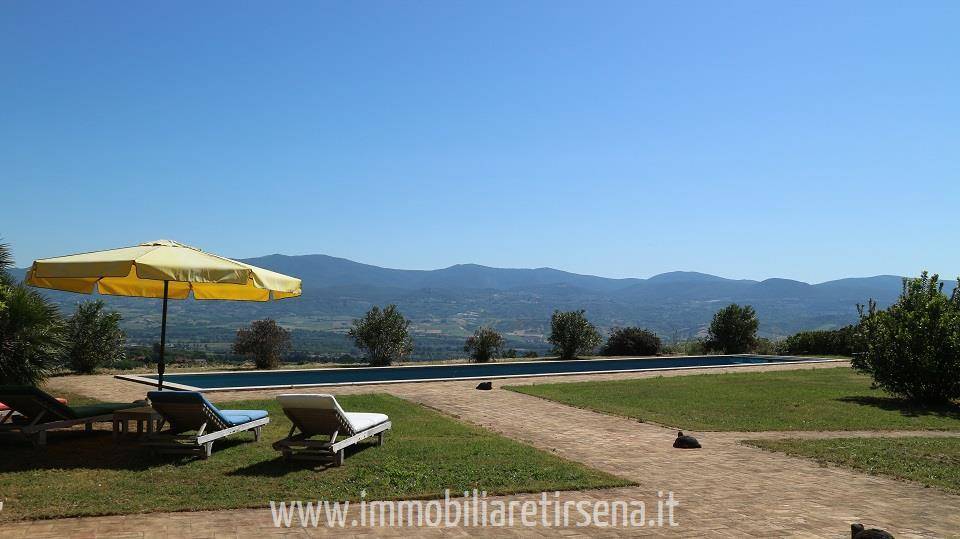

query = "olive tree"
[
  {"left": 705, "top": 304, "right": 758, "bottom": 354},
  {"left": 464, "top": 327, "right": 505, "bottom": 363},
  {"left": 854, "top": 272, "right": 960, "bottom": 404},
  {"left": 64, "top": 300, "right": 126, "bottom": 374},
  {"left": 348, "top": 304, "right": 414, "bottom": 366},
  {"left": 548, "top": 310, "right": 601, "bottom": 360},
  {"left": 233, "top": 319, "right": 291, "bottom": 369}
]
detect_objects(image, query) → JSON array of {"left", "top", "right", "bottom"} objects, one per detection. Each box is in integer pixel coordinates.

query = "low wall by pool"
[{"left": 114, "top": 355, "right": 844, "bottom": 391}]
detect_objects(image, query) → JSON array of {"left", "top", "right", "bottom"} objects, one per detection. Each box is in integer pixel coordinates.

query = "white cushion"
[{"left": 344, "top": 412, "right": 389, "bottom": 432}]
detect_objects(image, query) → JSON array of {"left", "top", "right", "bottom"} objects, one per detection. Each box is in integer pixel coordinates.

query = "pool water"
[{"left": 116, "top": 355, "right": 837, "bottom": 391}]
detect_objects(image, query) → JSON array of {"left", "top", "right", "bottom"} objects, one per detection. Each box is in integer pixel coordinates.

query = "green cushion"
[{"left": 69, "top": 402, "right": 141, "bottom": 418}]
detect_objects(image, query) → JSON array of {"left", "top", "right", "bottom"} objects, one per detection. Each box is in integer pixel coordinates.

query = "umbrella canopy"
[
  {"left": 25, "top": 240, "right": 301, "bottom": 388},
  {"left": 26, "top": 239, "right": 300, "bottom": 301}
]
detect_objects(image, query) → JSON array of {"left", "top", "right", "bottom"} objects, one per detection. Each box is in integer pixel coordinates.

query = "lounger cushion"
[
  {"left": 220, "top": 410, "right": 269, "bottom": 425},
  {"left": 0, "top": 386, "right": 138, "bottom": 422},
  {"left": 344, "top": 412, "right": 389, "bottom": 432},
  {"left": 70, "top": 402, "right": 143, "bottom": 418},
  {"left": 148, "top": 391, "right": 269, "bottom": 430}
]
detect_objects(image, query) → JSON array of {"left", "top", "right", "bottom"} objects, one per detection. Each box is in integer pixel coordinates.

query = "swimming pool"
[{"left": 115, "top": 355, "right": 842, "bottom": 391}]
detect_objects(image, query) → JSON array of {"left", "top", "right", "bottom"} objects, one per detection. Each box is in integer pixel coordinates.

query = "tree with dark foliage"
[
  {"left": 464, "top": 327, "right": 505, "bottom": 362},
  {"left": 705, "top": 304, "right": 758, "bottom": 354},
  {"left": 233, "top": 319, "right": 291, "bottom": 369},
  {"left": 348, "top": 305, "right": 414, "bottom": 366},
  {"left": 549, "top": 310, "right": 601, "bottom": 360},
  {"left": 854, "top": 272, "right": 960, "bottom": 404},
  {"left": 601, "top": 327, "right": 662, "bottom": 356}
]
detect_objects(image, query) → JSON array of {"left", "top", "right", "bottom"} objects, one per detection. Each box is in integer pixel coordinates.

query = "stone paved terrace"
[{"left": 4, "top": 361, "right": 959, "bottom": 538}]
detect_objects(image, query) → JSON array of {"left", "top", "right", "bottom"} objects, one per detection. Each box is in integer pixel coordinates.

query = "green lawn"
[
  {"left": 506, "top": 367, "right": 960, "bottom": 431},
  {"left": 0, "top": 394, "right": 629, "bottom": 521},
  {"left": 746, "top": 437, "right": 960, "bottom": 493}
]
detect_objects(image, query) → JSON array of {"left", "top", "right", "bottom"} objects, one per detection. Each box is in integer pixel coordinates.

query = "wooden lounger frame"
[
  {"left": 143, "top": 401, "right": 269, "bottom": 459},
  {"left": 0, "top": 409, "right": 111, "bottom": 447},
  {"left": 272, "top": 406, "right": 391, "bottom": 466}
]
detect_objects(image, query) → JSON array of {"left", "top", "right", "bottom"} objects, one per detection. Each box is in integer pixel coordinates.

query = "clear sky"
[{"left": 2, "top": 1, "right": 957, "bottom": 283}]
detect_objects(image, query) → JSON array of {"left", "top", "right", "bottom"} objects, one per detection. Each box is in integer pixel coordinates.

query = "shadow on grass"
[
  {"left": 836, "top": 396, "right": 960, "bottom": 420},
  {"left": 0, "top": 430, "right": 258, "bottom": 471},
  {"left": 228, "top": 441, "right": 379, "bottom": 476}
]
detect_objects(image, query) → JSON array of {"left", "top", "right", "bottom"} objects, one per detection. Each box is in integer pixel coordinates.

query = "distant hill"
[
  {"left": 244, "top": 254, "right": 643, "bottom": 292},
  {"left": 10, "top": 255, "right": 946, "bottom": 359}
]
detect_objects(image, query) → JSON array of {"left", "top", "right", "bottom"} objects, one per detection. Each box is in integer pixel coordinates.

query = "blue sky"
[{"left": 2, "top": 1, "right": 957, "bottom": 283}]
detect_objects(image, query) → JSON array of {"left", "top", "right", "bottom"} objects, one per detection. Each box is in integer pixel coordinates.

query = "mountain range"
[{"left": 11, "top": 254, "right": 944, "bottom": 359}]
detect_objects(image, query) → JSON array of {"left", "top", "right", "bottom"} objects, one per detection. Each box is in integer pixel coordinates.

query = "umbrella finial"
[{"left": 140, "top": 239, "right": 200, "bottom": 250}]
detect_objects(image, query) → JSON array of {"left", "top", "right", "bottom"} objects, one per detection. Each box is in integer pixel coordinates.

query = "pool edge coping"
[{"left": 114, "top": 356, "right": 849, "bottom": 392}]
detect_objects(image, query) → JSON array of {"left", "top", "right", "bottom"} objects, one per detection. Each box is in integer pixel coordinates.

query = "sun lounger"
[
  {"left": 272, "top": 394, "right": 391, "bottom": 466},
  {"left": 0, "top": 397, "right": 67, "bottom": 410},
  {"left": 145, "top": 391, "right": 269, "bottom": 459},
  {"left": 0, "top": 386, "right": 141, "bottom": 447}
]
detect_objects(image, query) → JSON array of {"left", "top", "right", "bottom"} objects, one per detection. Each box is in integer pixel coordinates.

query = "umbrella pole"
[{"left": 158, "top": 280, "right": 168, "bottom": 390}]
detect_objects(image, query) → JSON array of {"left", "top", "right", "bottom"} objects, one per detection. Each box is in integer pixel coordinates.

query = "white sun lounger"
[{"left": 273, "top": 394, "right": 391, "bottom": 466}]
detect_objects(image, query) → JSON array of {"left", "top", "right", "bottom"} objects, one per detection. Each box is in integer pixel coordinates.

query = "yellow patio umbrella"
[{"left": 25, "top": 240, "right": 302, "bottom": 389}]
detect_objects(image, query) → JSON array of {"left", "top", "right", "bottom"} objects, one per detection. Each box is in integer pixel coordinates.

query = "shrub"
[
  {"left": 777, "top": 325, "right": 857, "bottom": 356},
  {"left": 704, "top": 304, "right": 759, "bottom": 354},
  {"left": 548, "top": 310, "right": 602, "bottom": 360},
  {"left": 64, "top": 300, "right": 126, "bottom": 374},
  {"left": 853, "top": 272, "right": 960, "bottom": 404},
  {"left": 504, "top": 348, "right": 518, "bottom": 359},
  {"left": 233, "top": 319, "right": 291, "bottom": 369},
  {"left": 348, "top": 304, "right": 413, "bottom": 366},
  {"left": 0, "top": 240, "right": 64, "bottom": 386},
  {"left": 464, "top": 327, "right": 504, "bottom": 363},
  {"left": 600, "top": 327, "right": 661, "bottom": 356},
  {"left": 523, "top": 350, "right": 539, "bottom": 358}
]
